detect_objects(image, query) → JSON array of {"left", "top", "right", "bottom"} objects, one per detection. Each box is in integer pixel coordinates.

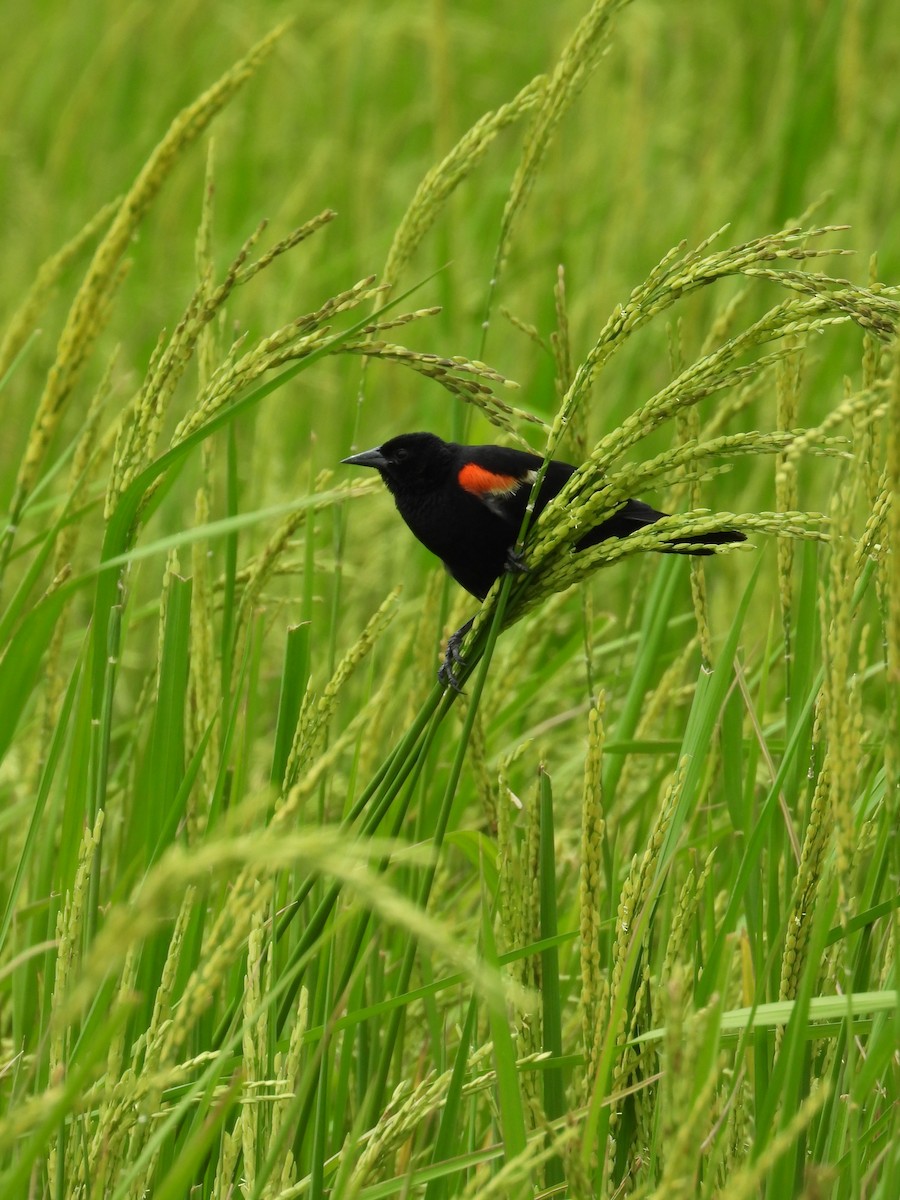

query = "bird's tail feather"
[{"left": 577, "top": 498, "right": 745, "bottom": 556}]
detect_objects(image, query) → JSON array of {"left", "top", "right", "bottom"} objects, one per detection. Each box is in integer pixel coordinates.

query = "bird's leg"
[
  {"left": 438, "top": 617, "right": 474, "bottom": 692},
  {"left": 504, "top": 546, "right": 529, "bottom": 576},
  {"left": 439, "top": 553, "right": 527, "bottom": 689}
]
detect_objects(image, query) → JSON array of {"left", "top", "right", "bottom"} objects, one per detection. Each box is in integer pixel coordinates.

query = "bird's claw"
[
  {"left": 438, "top": 619, "right": 473, "bottom": 692},
  {"left": 438, "top": 656, "right": 465, "bottom": 693},
  {"left": 504, "top": 547, "right": 529, "bottom": 576}
]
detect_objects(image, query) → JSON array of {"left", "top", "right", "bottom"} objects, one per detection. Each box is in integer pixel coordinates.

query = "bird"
[{"left": 342, "top": 431, "right": 745, "bottom": 688}]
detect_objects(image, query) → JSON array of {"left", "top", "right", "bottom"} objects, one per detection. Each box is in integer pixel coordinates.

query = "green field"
[{"left": 1, "top": 2, "right": 898, "bottom": 1196}]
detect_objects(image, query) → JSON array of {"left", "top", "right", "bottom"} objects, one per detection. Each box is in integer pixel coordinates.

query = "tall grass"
[{"left": 1, "top": 1, "right": 897, "bottom": 1197}]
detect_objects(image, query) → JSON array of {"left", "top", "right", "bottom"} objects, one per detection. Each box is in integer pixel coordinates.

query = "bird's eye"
[{"left": 393, "top": 447, "right": 408, "bottom": 462}]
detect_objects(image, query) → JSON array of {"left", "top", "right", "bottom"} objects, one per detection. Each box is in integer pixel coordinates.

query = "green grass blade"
[
  {"left": 270, "top": 622, "right": 311, "bottom": 790},
  {"left": 537, "top": 765, "right": 565, "bottom": 1187},
  {"left": 480, "top": 885, "right": 528, "bottom": 1171},
  {"left": 423, "top": 998, "right": 478, "bottom": 1200}
]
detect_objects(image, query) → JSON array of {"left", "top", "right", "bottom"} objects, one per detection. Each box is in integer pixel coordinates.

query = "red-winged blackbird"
[{"left": 342, "top": 432, "right": 745, "bottom": 687}]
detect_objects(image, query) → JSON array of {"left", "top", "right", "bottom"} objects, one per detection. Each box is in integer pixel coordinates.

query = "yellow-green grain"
[
  {"left": 5, "top": 23, "right": 288, "bottom": 567},
  {"left": 241, "top": 908, "right": 268, "bottom": 1193},
  {"left": 722, "top": 1085, "right": 829, "bottom": 1200},
  {"left": 345, "top": 338, "right": 535, "bottom": 443},
  {"left": 33, "top": 351, "right": 117, "bottom": 782},
  {"left": 821, "top": 481, "right": 864, "bottom": 915},
  {"left": 171, "top": 882, "right": 273, "bottom": 1067},
  {"left": 579, "top": 701, "right": 607, "bottom": 1095},
  {"left": 0, "top": 198, "right": 119, "bottom": 383},
  {"left": 458, "top": 1125, "right": 579, "bottom": 1200},
  {"left": 885, "top": 341, "right": 900, "bottom": 812},
  {"left": 495, "top": 0, "right": 631, "bottom": 281},
  {"left": 779, "top": 752, "right": 830, "bottom": 1014},
  {"left": 775, "top": 341, "right": 803, "bottom": 667},
  {"left": 382, "top": 75, "right": 547, "bottom": 290},
  {"left": 614, "top": 639, "right": 696, "bottom": 809},
  {"left": 468, "top": 708, "right": 496, "bottom": 828},
  {"left": 267, "top": 987, "right": 308, "bottom": 1196},
  {"left": 46, "top": 811, "right": 104, "bottom": 1194},
  {"left": 659, "top": 851, "right": 715, "bottom": 1009},
  {"left": 603, "top": 760, "right": 685, "bottom": 1143},
  {"left": 284, "top": 586, "right": 401, "bottom": 788},
  {"left": 552, "top": 266, "right": 576, "bottom": 438},
  {"left": 169, "top": 272, "right": 379, "bottom": 453},
  {"left": 212, "top": 1125, "right": 243, "bottom": 1200},
  {"left": 85, "top": 944, "right": 142, "bottom": 1193},
  {"left": 188, "top": 481, "right": 217, "bottom": 835},
  {"left": 654, "top": 970, "right": 720, "bottom": 1197}
]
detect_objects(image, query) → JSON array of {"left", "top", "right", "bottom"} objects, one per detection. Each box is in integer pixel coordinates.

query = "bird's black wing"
[{"left": 457, "top": 444, "right": 575, "bottom": 530}]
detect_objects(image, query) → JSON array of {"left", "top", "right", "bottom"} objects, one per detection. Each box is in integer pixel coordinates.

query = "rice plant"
[{"left": 1, "top": 2, "right": 897, "bottom": 1197}]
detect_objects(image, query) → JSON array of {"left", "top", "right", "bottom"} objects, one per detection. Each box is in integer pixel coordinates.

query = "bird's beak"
[{"left": 341, "top": 446, "right": 387, "bottom": 470}]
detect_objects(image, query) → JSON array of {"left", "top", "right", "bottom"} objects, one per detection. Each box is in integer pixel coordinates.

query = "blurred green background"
[
  {"left": 4, "top": 0, "right": 896, "bottom": 482},
  {"left": 4, "top": 0, "right": 897, "bottom": 636},
  {"left": 1, "top": 2, "right": 898, "bottom": 1195}
]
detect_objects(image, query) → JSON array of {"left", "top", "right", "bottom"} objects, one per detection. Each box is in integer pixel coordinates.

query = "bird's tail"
[
  {"left": 577, "top": 498, "right": 746, "bottom": 556},
  {"left": 660, "top": 527, "right": 747, "bottom": 556}
]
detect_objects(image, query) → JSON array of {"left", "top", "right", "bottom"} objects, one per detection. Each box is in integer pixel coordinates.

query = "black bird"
[{"left": 342, "top": 432, "right": 745, "bottom": 687}]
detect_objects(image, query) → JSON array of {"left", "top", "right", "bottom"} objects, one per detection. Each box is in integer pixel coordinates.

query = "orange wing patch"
[{"left": 458, "top": 463, "right": 529, "bottom": 497}]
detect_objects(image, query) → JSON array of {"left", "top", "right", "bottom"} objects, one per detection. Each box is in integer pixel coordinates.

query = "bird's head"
[{"left": 341, "top": 432, "right": 454, "bottom": 493}]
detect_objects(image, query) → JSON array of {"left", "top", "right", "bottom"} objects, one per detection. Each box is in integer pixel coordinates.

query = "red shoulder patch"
[{"left": 458, "top": 463, "right": 521, "bottom": 496}]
